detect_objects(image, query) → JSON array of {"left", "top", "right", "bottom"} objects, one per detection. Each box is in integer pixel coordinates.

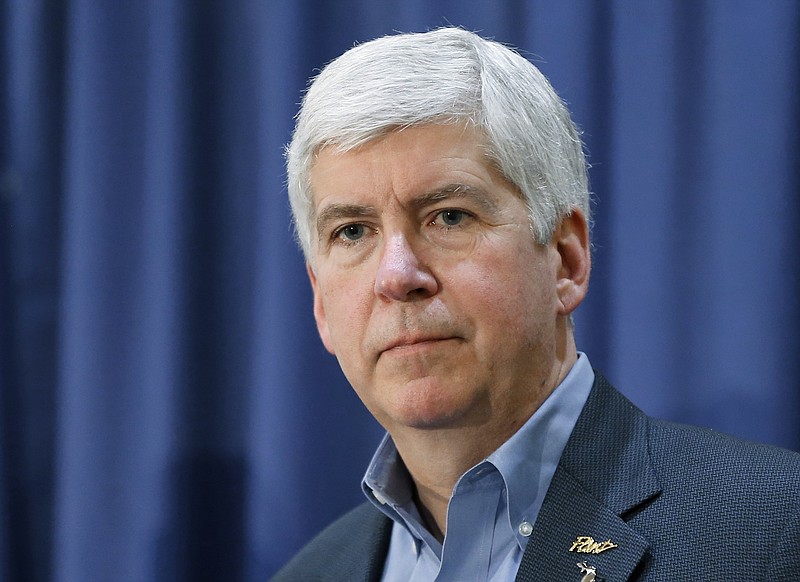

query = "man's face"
[{"left": 307, "top": 124, "right": 588, "bottom": 437}]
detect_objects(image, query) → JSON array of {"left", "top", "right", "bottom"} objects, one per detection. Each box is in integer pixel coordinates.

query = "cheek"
[
  {"left": 449, "top": 248, "right": 555, "bottom": 336},
  {"left": 320, "top": 276, "right": 373, "bottom": 351}
]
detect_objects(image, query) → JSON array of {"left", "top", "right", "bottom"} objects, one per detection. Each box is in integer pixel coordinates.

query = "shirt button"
[{"left": 518, "top": 521, "right": 533, "bottom": 537}]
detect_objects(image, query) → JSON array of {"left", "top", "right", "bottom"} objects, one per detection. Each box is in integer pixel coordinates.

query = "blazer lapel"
[
  {"left": 350, "top": 506, "right": 393, "bottom": 582},
  {"left": 516, "top": 374, "right": 661, "bottom": 581}
]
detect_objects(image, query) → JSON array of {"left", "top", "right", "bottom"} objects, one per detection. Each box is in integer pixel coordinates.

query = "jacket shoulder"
[
  {"left": 648, "top": 415, "right": 800, "bottom": 491},
  {"left": 271, "top": 502, "right": 391, "bottom": 582},
  {"left": 640, "top": 413, "right": 800, "bottom": 575},
  {"left": 575, "top": 374, "right": 800, "bottom": 576}
]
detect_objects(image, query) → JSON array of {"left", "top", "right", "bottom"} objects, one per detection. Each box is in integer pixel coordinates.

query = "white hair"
[{"left": 286, "top": 27, "right": 590, "bottom": 262}]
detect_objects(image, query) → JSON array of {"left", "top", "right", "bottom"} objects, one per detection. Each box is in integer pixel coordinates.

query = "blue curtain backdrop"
[{"left": 1, "top": 1, "right": 798, "bottom": 580}]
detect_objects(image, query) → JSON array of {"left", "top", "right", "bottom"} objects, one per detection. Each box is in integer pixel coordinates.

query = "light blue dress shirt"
[{"left": 362, "top": 353, "right": 595, "bottom": 581}]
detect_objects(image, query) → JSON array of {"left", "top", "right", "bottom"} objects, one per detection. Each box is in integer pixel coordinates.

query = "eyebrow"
[
  {"left": 410, "top": 184, "right": 500, "bottom": 215},
  {"left": 314, "top": 183, "right": 500, "bottom": 239},
  {"left": 315, "top": 204, "right": 377, "bottom": 239}
]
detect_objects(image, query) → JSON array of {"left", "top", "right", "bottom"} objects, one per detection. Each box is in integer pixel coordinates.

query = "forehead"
[{"left": 308, "top": 124, "right": 501, "bottom": 209}]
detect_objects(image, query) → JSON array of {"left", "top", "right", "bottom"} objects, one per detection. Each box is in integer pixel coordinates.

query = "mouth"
[{"left": 380, "top": 336, "right": 460, "bottom": 356}]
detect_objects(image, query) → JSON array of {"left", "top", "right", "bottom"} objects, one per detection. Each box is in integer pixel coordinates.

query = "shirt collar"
[
  {"left": 487, "top": 352, "right": 595, "bottom": 548},
  {"left": 362, "top": 434, "right": 413, "bottom": 508}
]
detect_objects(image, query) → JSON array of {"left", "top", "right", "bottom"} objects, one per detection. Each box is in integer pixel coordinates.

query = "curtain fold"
[{"left": 2, "top": 1, "right": 798, "bottom": 580}]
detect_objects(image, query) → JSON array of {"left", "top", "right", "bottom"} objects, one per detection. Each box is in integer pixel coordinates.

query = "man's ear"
[
  {"left": 307, "top": 262, "right": 336, "bottom": 354},
  {"left": 553, "top": 210, "right": 591, "bottom": 316}
]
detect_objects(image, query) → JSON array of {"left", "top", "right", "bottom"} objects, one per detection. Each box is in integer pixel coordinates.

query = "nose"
[{"left": 374, "top": 234, "right": 438, "bottom": 301}]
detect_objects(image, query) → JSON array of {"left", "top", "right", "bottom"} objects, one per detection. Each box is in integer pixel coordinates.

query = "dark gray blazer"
[{"left": 272, "top": 375, "right": 800, "bottom": 580}]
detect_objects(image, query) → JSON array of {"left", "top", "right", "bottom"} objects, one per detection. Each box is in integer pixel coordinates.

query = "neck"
[{"left": 391, "top": 336, "right": 578, "bottom": 540}]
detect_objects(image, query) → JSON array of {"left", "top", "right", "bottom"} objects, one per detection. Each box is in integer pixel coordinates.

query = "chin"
[{"left": 383, "top": 378, "right": 481, "bottom": 431}]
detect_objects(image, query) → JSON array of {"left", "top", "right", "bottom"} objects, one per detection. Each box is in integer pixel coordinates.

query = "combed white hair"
[{"left": 286, "top": 27, "right": 590, "bottom": 262}]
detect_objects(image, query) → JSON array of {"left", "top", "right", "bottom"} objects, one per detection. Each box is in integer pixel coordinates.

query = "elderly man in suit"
[{"left": 273, "top": 27, "right": 800, "bottom": 581}]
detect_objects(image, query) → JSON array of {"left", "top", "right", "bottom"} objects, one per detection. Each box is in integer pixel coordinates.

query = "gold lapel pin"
[{"left": 569, "top": 535, "right": 618, "bottom": 554}]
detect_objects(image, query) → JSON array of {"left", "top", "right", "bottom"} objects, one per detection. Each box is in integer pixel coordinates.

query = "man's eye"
[
  {"left": 336, "top": 224, "right": 366, "bottom": 241},
  {"left": 435, "top": 209, "right": 467, "bottom": 226}
]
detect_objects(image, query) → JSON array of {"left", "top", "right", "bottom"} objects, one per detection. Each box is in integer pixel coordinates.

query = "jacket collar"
[{"left": 516, "top": 373, "right": 661, "bottom": 581}]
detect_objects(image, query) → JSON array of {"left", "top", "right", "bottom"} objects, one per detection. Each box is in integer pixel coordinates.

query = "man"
[{"left": 273, "top": 28, "right": 800, "bottom": 581}]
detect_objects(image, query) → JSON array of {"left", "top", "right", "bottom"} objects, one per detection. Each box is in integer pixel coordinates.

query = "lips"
[{"left": 379, "top": 335, "right": 460, "bottom": 355}]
